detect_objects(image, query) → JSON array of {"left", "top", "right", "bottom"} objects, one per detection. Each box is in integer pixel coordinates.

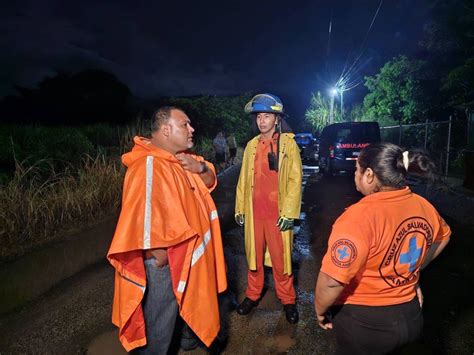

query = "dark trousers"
[
  {"left": 331, "top": 297, "right": 423, "bottom": 355},
  {"left": 134, "top": 260, "right": 178, "bottom": 355}
]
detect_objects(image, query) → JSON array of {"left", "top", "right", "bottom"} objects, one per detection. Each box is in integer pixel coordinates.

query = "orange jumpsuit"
[{"left": 246, "top": 136, "right": 296, "bottom": 304}]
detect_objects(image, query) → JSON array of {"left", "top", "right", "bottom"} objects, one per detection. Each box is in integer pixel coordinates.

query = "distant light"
[{"left": 329, "top": 87, "right": 338, "bottom": 96}]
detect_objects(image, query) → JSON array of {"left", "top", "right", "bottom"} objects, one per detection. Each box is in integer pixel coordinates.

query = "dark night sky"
[{"left": 0, "top": 0, "right": 433, "bottom": 119}]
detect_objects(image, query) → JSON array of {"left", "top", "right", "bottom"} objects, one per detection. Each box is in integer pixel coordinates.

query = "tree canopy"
[
  {"left": 362, "top": 55, "right": 428, "bottom": 126},
  {"left": 442, "top": 58, "right": 474, "bottom": 110},
  {"left": 420, "top": 0, "right": 474, "bottom": 113},
  {"left": 159, "top": 93, "right": 253, "bottom": 144}
]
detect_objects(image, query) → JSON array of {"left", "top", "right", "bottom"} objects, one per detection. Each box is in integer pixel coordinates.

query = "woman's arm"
[
  {"left": 421, "top": 238, "right": 450, "bottom": 270},
  {"left": 314, "top": 271, "right": 345, "bottom": 329}
]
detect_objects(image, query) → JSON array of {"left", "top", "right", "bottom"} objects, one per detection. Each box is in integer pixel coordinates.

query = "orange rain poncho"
[{"left": 107, "top": 136, "right": 227, "bottom": 351}]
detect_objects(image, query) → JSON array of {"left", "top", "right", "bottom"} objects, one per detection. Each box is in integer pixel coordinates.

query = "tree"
[
  {"left": 348, "top": 103, "right": 365, "bottom": 122},
  {"left": 419, "top": 0, "right": 474, "bottom": 117},
  {"left": 442, "top": 58, "right": 474, "bottom": 111},
  {"left": 420, "top": 0, "right": 474, "bottom": 62},
  {"left": 160, "top": 93, "right": 253, "bottom": 144},
  {"left": 362, "top": 55, "right": 428, "bottom": 126},
  {"left": 304, "top": 91, "right": 341, "bottom": 132}
]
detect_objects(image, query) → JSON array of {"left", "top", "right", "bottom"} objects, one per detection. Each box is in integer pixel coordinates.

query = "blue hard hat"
[{"left": 244, "top": 93, "right": 285, "bottom": 115}]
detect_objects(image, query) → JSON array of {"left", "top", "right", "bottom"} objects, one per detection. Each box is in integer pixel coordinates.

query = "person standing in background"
[
  {"left": 213, "top": 131, "right": 227, "bottom": 172},
  {"left": 227, "top": 133, "right": 237, "bottom": 165}
]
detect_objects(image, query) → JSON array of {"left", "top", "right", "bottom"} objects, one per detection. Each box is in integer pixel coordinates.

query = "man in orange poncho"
[{"left": 107, "top": 106, "right": 227, "bottom": 354}]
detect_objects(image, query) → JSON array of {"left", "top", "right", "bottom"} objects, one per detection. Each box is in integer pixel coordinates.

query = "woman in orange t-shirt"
[{"left": 315, "top": 142, "right": 451, "bottom": 354}]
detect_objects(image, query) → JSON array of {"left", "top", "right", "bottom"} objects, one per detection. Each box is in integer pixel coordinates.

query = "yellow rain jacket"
[
  {"left": 108, "top": 136, "right": 227, "bottom": 351},
  {"left": 235, "top": 133, "right": 302, "bottom": 275}
]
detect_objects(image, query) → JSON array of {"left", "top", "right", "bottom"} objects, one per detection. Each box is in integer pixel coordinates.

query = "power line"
[{"left": 337, "top": 0, "right": 383, "bottom": 90}]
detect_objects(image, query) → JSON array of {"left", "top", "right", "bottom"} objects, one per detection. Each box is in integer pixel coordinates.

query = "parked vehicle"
[
  {"left": 319, "top": 122, "right": 381, "bottom": 175},
  {"left": 295, "top": 133, "right": 314, "bottom": 152},
  {"left": 301, "top": 137, "right": 319, "bottom": 164}
]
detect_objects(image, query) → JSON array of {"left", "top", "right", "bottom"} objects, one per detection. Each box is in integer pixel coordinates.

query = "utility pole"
[
  {"left": 329, "top": 94, "right": 335, "bottom": 124},
  {"left": 340, "top": 91, "right": 344, "bottom": 120},
  {"left": 329, "top": 87, "right": 337, "bottom": 124}
]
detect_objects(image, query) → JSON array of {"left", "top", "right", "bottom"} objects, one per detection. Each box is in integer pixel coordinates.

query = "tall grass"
[
  {"left": 0, "top": 155, "right": 123, "bottom": 262},
  {"left": 0, "top": 119, "right": 216, "bottom": 263}
]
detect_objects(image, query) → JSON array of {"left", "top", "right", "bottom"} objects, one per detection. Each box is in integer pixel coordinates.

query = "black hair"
[
  {"left": 251, "top": 113, "right": 293, "bottom": 134},
  {"left": 150, "top": 106, "right": 183, "bottom": 132},
  {"left": 358, "top": 142, "right": 436, "bottom": 188}
]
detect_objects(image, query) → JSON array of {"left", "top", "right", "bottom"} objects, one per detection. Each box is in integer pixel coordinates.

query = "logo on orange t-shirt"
[
  {"left": 331, "top": 239, "right": 357, "bottom": 268},
  {"left": 379, "top": 217, "right": 434, "bottom": 288}
]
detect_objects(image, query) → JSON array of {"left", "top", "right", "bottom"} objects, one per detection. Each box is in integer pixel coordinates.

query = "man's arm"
[
  {"left": 197, "top": 161, "right": 216, "bottom": 187},
  {"left": 175, "top": 153, "right": 216, "bottom": 188},
  {"left": 314, "top": 271, "right": 344, "bottom": 329}
]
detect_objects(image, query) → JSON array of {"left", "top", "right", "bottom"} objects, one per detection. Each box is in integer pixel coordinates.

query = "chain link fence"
[{"left": 380, "top": 117, "right": 466, "bottom": 176}]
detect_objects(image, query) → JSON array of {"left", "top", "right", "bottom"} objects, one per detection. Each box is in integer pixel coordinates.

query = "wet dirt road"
[
  {"left": 1, "top": 166, "right": 472, "bottom": 354},
  {"left": 0, "top": 165, "right": 348, "bottom": 354}
]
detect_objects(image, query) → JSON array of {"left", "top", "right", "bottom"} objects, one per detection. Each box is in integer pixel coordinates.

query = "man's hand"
[
  {"left": 176, "top": 153, "right": 201, "bottom": 173},
  {"left": 176, "top": 153, "right": 214, "bottom": 187},
  {"left": 276, "top": 217, "right": 294, "bottom": 231},
  {"left": 235, "top": 214, "right": 245, "bottom": 226},
  {"left": 317, "top": 313, "right": 333, "bottom": 330},
  {"left": 149, "top": 248, "right": 168, "bottom": 268}
]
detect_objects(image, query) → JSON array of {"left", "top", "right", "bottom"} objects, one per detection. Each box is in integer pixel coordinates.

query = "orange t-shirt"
[
  {"left": 253, "top": 136, "right": 279, "bottom": 220},
  {"left": 321, "top": 187, "right": 451, "bottom": 306}
]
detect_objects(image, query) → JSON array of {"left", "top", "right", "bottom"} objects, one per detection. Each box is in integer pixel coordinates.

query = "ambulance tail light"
[{"left": 329, "top": 146, "right": 335, "bottom": 159}]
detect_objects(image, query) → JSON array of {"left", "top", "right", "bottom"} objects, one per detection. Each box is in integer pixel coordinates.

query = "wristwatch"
[{"left": 199, "top": 162, "right": 209, "bottom": 174}]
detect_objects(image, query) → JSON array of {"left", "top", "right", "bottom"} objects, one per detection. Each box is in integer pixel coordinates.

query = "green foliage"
[
  {"left": 442, "top": 58, "right": 474, "bottom": 110},
  {"left": 160, "top": 94, "right": 253, "bottom": 144},
  {"left": 419, "top": 0, "right": 474, "bottom": 115},
  {"left": 348, "top": 103, "right": 365, "bottom": 122},
  {"left": 79, "top": 123, "right": 123, "bottom": 148},
  {"left": 363, "top": 55, "right": 428, "bottom": 126},
  {"left": 420, "top": 0, "right": 474, "bottom": 59},
  {"left": 0, "top": 125, "right": 94, "bottom": 177},
  {"left": 304, "top": 91, "right": 341, "bottom": 132}
]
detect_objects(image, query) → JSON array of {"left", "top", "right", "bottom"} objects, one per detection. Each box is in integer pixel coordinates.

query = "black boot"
[
  {"left": 236, "top": 297, "right": 258, "bottom": 315},
  {"left": 284, "top": 304, "right": 299, "bottom": 324}
]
